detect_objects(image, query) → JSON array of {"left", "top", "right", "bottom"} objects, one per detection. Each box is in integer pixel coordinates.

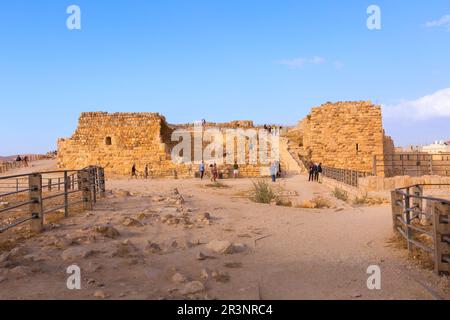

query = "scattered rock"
[
  {"left": 61, "top": 247, "right": 93, "bottom": 262},
  {"left": 196, "top": 252, "right": 209, "bottom": 261},
  {"left": 145, "top": 242, "right": 162, "bottom": 254},
  {"left": 0, "top": 252, "right": 10, "bottom": 264},
  {"left": 212, "top": 270, "right": 230, "bottom": 283},
  {"left": 224, "top": 262, "right": 243, "bottom": 269},
  {"left": 0, "top": 202, "right": 9, "bottom": 209},
  {"left": 232, "top": 243, "right": 247, "bottom": 253},
  {"left": 206, "top": 240, "right": 234, "bottom": 255},
  {"left": 172, "top": 272, "right": 188, "bottom": 284},
  {"left": 200, "top": 268, "right": 209, "bottom": 281},
  {"left": 351, "top": 292, "right": 362, "bottom": 298},
  {"left": 114, "top": 190, "right": 131, "bottom": 197},
  {"left": 93, "top": 290, "right": 107, "bottom": 299},
  {"left": 122, "top": 217, "right": 144, "bottom": 227},
  {"left": 8, "top": 266, "right": 31, "bottom": 278},
  {"left": 95, "top": 225, "right": 120, "bottom": 239},
  {"left": 0, "top": 276, "right": 6, "bottom": 283},
  {"left": 196, "top": 212, "right": 211, "bottom": 222},
  {"left": 180, "top": 281, "right": 205, "bottom": 295}
]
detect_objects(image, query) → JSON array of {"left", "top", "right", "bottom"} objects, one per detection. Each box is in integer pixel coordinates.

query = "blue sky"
[{"left": 1, "top": 0, "right": 449, "bottom": 155}]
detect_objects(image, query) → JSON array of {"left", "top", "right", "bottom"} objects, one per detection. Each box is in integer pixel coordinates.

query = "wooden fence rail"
[
  {"left": 0, "top": 166, "right": 105, "bottom": 234},
  {"left": 391, "top": 184, "right": 450, "bottom": 275}
]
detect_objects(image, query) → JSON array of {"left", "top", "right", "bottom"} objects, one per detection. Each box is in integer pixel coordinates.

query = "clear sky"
[{"left": 1, "top": 0, "right": 449, "bottom": 155}]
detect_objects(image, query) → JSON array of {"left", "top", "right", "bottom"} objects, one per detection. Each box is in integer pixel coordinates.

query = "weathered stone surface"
[
  {"left": 180, "top": 281, "right": 205, "bottom": 295},
  {"left": 205, "top": 240, "right": 234, "bottom": 255},
  {"left": 172, "top": 272, "right": 188, "bottom": 284},
  {"left": 287, "top": 101, "right": 394, "bottom": 173},
  {"left": 57, "top": 113, "right": 269, "bottom": 178},
  {"left": 95, "top": 225, "right": 120, "bottom": 239},
  {"left": 62, "top": 247, "right": 93, "bottom": 262}
]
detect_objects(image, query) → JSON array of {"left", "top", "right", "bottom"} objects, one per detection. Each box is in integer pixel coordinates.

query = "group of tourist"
[
  {"left": 131, "top": 163, "right": 150, "bottom": 179},
  {"left": 15, "top": 155, "right": 29, "bottom": 168},
  {"left": 263, "top": 125, "right": 283, "bottom": 136},
  {"left": 308, "top": 162, "right": 323, "bottom": 183},
  {"left": 199, "top": 161, "right": 240, "bottom": 182}
]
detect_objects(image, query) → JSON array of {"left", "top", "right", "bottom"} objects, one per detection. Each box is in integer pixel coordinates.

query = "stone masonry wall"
[
  {"left": 57, "top": 113, "right": 273, "bottom": 178},
  {"left": 294, "top": 101, "right": 393, "bottom": 173}
]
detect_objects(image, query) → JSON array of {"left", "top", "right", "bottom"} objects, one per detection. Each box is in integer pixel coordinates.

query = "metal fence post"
[
  {"left": 29, "top": 173, "right": 43, "bottom": 233},
  {"left": 64, "top": 171, "right": 69, "bottom": 218},
  {"left": 98, "top": 167, "right": 106, "bottom": 197},
  {"left": 433, "top": 202, "right": 450, "bottom": 275},
  {"left": 391, "top": 190, "right": 403, "bottom": 233},
  {"left": 405, "top": 188, "right": 413, "bottom": 254},
  {"left": 81, "top": 170, "right": 93, "bottom": 210}
]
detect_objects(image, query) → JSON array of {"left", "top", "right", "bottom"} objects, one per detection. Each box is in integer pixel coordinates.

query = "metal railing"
[
  {"left": 0, "top": 166, "right": 105, "bottom": 234},
  {"left": 375, "top": 153, "right": 450, "bottom": 177},
  {"left": 391, "top": 184, "right": 450, "bottom": 275},
  {"left": 321, "top": 166, "right": 372, "bottom": 187}
]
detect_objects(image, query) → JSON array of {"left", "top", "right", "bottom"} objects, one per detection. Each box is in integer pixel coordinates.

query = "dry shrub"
[
  {"left": 276, "top": 199, "right": 293, "bottom": 207},
  {"left": 205, "top": 181, "right": 230, "bottom": 189},
  {"left": 296, "top": 196, "right": 331, "bottom": 209},
  {"left": 250, "top": 180, "right": 278, "bottom": 204},
  {"left": 332, "top": 187, "right": 349, "bottom": 202}
]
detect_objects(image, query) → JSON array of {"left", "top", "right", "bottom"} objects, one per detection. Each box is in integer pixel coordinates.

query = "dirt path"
[{"left": 0, "top": 164, "right": 448, "bottom": 300}]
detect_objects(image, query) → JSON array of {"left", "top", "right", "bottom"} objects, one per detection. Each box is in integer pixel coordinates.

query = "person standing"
[
  {"left": 144, "top": 164, "right": 149, "bottom": 179},
  {"left": 316, "top": 163, "right": 323, "bottom": 183},
  {"left": 308, "top": 163, "right": 315, "bottom": 182},
  {"left": 131, "top": 164, "right": 138, "bottom": 179},
  {"left": 233, "top": 161, "right": 239, "bottom": 179},
  {"left": 199, "top": 161, "right": 205, "bottom": 180},
  {"left": 270, "top": 161, "right": 278, "bottom": 182},
  {"left": 212, "top": 163, "right": 219, "bottom": 182}
]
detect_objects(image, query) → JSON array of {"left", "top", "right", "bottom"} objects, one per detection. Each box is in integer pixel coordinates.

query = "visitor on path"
[
  {"left": 308, "top": 163, "right": 315, "bottom": 182},
  {"left": 131, "top": 164, "right": 138, "bottom": 179},
  {"left": 144, "top": 164, "right": 149, "bottom": 179},
  {"left": 233, "top": 161, "right": 239, "bottom": 179},
  {"left": 277, "top": 161, "right": 282, "bottom": 178},
  {"left": 270, "top": 161, "right": 278, "bottom": 182},
  {"left": 211, "top": 163, "right": 218, "bottom": 182},
  {"left": 199, "top": 161, "right": 205, "bottom": 180},
  {"left": 23, "top": 156, "right": 29, "bottom": 167},
  {"left": 316, "top": 163, "right": 323, "bottom": 183}
]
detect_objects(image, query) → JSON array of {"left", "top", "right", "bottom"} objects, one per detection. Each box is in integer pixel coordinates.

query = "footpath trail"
[{"left": 0, "top": 161, "right": 448, "bottom": 299}]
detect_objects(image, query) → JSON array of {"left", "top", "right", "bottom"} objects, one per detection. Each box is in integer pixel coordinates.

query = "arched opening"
[{"left": 105, "top": 137, "right": 112, "bottom": 146}]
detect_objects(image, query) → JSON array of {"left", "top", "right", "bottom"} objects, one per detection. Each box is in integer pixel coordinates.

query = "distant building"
[{"left": 421, "top": 140, "right": 450, "bottom": 154}]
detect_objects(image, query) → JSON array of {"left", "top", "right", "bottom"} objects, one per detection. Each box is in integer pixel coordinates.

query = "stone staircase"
[{"left": 279, "top": 136, "right": 307, "bottom": 175}]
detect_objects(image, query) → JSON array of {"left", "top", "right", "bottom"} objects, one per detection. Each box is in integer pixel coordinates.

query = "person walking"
[
  {"left": 233, "top": 161, "right": 239, "bottom": 179},
  {"left": 270, "top": 161, "right": 278, "bottom": 182},
  {"left": 199, "top": 161, "right": 205, "bottom": 180}
]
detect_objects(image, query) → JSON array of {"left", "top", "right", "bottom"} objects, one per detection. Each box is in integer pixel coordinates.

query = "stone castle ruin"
[
  {"left": 286, "top": 101, "right": 395, "bottom": 174},
  {"left": 57, "top": 112, "right": 277, "bottom": 177},
  {"left": 57, "top": 101, "right": 395, "bottom": 178}
]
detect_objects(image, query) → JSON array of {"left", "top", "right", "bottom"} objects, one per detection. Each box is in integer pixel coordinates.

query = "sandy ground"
[{"left": 0, "top": 160, "right": 449, "bottom": 300}]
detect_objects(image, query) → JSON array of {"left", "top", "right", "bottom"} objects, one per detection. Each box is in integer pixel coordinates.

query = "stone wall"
[
  {"left": 57, "top": 112, "right": 273, "bottom": 178},
  {"left": 288, "top": 101, "right": 393, "bottom": 173}
]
